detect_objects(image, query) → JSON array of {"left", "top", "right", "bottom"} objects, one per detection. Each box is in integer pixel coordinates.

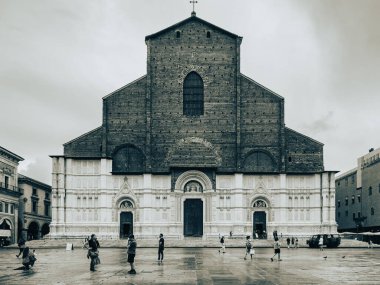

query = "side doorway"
[
  {"left": 120, "top": 212, "right": 133, "bottom": 239},
  {"left": 253, "top": 211, "right": 267, "bottom": 239}
]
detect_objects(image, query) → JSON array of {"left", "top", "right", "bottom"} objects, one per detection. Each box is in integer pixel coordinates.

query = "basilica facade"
[{"left": 50, "top": 13, "right": 337, "bottom": 240}]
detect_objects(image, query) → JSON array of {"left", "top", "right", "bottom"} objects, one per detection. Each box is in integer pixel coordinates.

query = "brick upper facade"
[{"left": 63, "top": 14, "right": 324, "bottom": 175}]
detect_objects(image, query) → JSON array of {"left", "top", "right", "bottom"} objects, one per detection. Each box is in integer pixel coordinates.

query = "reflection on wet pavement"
[{"left": 0, "top": 247, "right": 379, "bottom": 284}]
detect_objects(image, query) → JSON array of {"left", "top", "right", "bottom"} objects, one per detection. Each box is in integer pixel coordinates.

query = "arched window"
[
  {"left": 112, "top": 145, "right": 145, "bottom": 173},
  {"left": 243, "top": 151, "right": 276, "bottom": 172},
  {"left": 120, "top": 200, "right": 134, "bottom": 209},
  {"left": 183, "top": 72, "right": 204, "bottom": 116}
]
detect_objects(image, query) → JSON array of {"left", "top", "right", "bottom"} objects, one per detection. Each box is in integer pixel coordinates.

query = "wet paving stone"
[{"left": 0, "top": 247, "right": 379, "bottom": 284}]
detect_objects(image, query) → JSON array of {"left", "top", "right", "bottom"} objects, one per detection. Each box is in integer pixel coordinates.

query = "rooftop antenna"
[{"left": 190, "top": 0, "right": 198, "bottom": 16}]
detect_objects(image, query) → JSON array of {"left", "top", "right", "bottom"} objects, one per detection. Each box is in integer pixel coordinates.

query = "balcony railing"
[{"left": 0, "top": 182, "right": 23, "bottom": 194}]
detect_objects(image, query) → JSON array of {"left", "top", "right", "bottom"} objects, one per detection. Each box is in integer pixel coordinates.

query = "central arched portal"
[
  {"left": 120, "top": 212, "right": 133, "bottom": 239},
  {"left": 184, "top": 199, "right": 203, "bottom": 237},
  {"left": 253, "top": 211, "right": 267, "bottom": 239}
]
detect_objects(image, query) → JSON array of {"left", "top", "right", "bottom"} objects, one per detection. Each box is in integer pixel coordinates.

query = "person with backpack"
[
  {"left": 218, "top": 236, "right": 225, "bottom": 253},
  {"left": 87, "top": 234, "right": 100, "bottom": 272},
  {"left": 244, "top": 236, "right": 254, "bottom": 260}
]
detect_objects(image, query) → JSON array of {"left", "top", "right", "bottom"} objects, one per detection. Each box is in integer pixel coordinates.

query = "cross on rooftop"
[{"left": 190, "top": 0, "right": 198, "bottom": 13}]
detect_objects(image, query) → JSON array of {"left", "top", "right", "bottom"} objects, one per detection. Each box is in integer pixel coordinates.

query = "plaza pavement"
[{"left": 0, "top": 246, "right": 379, "bottom": 284}]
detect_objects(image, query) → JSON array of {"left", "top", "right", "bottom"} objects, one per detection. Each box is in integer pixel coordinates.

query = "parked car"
[{"left": 306, "top": 234, "right": 341, "bottom": 248}]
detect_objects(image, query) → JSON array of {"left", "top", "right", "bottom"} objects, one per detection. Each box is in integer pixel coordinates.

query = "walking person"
[
  {"left": 319, "top": 236, "right": 324, "bottom": 251},
  {"left": 244, "top": 236, "right": 254, "bottom": 260},
  {"left": 16, "top": 237, "right": 25, "bottom": 258},
  {"left": 295, "top": 237, "right": 299, "bottom": 249},
  {"left": 127, "top": 234, "right": 137, "bottom": 274},
  {"left": 291, "top": 237, "right": 295, "bottom": 248},
  {"left": 286, "top": 237, "right": 290, "bottom": 249},
  {"left": 219, "top": 236, "right": 226, "bottom": 253},
  {"left": 270, "top": 237, "right": 282, "bottom": 261},
  {"left": 158, "top": 233, "right": 164, "bottom": 263},
  {"left": 87, "top": 234, "right": 100, "bottom": 272}
]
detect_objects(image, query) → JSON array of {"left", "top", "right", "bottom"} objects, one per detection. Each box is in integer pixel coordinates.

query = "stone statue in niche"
[
  {"left": 184, "top": 181, "right": 203, "bottom": 193},
  {"left": 253, "top": 200, "right": 267, "bottom": 208}
]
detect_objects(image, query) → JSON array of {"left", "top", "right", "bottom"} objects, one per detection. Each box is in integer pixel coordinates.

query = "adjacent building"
[
  {"left": 0, "top": 146, "right": 24, "bottom": 244},
  {"left": 18, "top": 174, "right": 52, "bottom": 240},
  {"left": 50, "top": 13, "right": 337, "bottom": 240},
  {"left": 336, "top": 147, "right": 380, "bottom": 232}
]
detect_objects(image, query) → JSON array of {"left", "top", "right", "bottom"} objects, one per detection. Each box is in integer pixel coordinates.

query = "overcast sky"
[{"left": 1, "top": 0, "right": 379, "bottom": 184}]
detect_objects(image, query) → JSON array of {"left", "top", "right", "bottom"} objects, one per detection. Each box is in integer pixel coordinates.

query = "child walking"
[{"left": 271, "top": 237, "right": 282, "bottom": 261}]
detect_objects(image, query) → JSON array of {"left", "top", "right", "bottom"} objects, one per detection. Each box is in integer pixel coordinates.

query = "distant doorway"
[
  {"left": 41, "top": 223, "right": 50, "bottom": 237},
  {"left": 27, "top": 222, "right": 39, "bottom": 240},
  {"left": 120, "top": 212, "right": 133, "bottom": 239},
  {"left": 253, "top": 211, "right": 267, "bottom": 239},
  {"left": 184, "top": 199, "right": 203, "bottom": 237}
]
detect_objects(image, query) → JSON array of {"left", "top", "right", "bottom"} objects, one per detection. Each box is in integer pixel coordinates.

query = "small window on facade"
[
  {"left": 345, "top": 197, "right": 348, "bottom": 206},
  {"left": 353, "top": 213, "right": 355, "bottom": 219},
  {"left": 337, "top": 181, "right": 340, "bottom": 186},
  {"left": 337, "top": 200, "right": 341, "bottom": 208},
  {"left": 32, "top": 188, "right": 37, "bottom": 196},
  {"left": 0, "top": 202, "right": 2, "bottom": 212},
  {"left": 45, "top": 192, "right": 50, "bottom": 200},
  {"left": 10, "top": 204, "right": 14, "bottom": 214},
  {"left": 351, "top": 196, "right": 355, "bottom": 204},
  {"left": 358, "top": 212, "right": 361, "bottom": 218},
  {"left": 5, "top": 203, "right": 8, "bottom": 213},
  {"left": 351, "top": 175, "right": 355, "bottom": 184},
  {"left": 32, "top": 201, "right": 37, "bottom": 213},
  {"left": 369, "top": 186, "right": 373, "bottom": 196},
  {"left": 206, "top": 31, "right": 211, "bottom": 38},
  {"left": 45, "top": 204, "right": 49, "bottom": 216},
  {"left": 4, "top": 176, "right": 9, "bottom": 189},
  {"left": 176, "top": 31, "right": 181, "bottom": 38},
  {"left": 357, "top": 195, "right": 361, "bottom": 203},
  {"left": 183, "top": 71, "right": 204, "bottom": 116},
  {"left": 371, "top": 207, "right": 375, "bottom": 215},
  {"left": 288, "top": 157, "right": 292, "bottom": 162}
]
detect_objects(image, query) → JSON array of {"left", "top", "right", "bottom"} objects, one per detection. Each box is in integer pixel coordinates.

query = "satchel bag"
[
  {"left": 249, "top": 249, "right": 255, "bottom": 255},
  {"left": 88, "top": 250, "right": 99, "bottom": 258}
]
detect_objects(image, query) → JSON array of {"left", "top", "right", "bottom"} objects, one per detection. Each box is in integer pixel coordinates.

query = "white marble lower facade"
[{"left": 49, "top": 157, "right": 337, "bottom": 239}]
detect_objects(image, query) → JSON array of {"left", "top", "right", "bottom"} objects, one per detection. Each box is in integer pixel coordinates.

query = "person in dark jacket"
[
  {"left": 16, "top": 237, "right": 25, "bottom": 258},
  {"left": 87, "top": 234, "right": 100, "bottom": 272},
  {"left": 158, "top": 233, "right": 164, "bottom": 263},
  {"left": 127, "top": 234, "right": 137, "bottom": 274}
]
